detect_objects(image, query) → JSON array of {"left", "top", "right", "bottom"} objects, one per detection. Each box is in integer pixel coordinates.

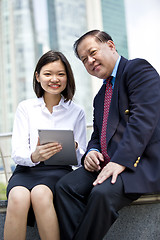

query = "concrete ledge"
[
  {"left": 0, "top": 200, "right": 7, "bottom": 213},
  {"left": 1, "top": 195, "right": 160, "bottom": 240},
  {"left": 133, "top": 193, "right": 160, "bottom": 205},
  {"left": 103, "top": 202, "right": 160, "bottom": 240}
]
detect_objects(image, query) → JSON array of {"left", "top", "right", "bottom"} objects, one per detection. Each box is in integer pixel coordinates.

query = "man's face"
[{"left": 77, "top": 36, "right": 119, "bottom": 79}]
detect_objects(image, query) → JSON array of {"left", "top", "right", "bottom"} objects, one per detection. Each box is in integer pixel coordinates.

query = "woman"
[{"left": 4, "top": 50, "right": 86, "bottom": 240}]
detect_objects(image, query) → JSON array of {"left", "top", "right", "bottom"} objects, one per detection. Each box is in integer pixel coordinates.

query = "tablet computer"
[{"left": 38, "top": 129, "right": 78, "bottom": 166}]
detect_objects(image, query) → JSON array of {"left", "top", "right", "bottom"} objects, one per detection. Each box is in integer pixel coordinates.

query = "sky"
[{"left": 125, "top": 0, "right": 160, "bottom": 73}]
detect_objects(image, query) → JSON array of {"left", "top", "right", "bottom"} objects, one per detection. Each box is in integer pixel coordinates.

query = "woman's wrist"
[{"left": 31, "top": 153, "right": 38, "bottom": 163}]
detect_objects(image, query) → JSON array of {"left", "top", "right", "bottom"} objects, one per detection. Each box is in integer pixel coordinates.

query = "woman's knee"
[
  {"left": 31, "top": 185, "right": 53, "bottom": 208},
  {"left": 7, "top": 186, "right": 31, "bottom": 212}
]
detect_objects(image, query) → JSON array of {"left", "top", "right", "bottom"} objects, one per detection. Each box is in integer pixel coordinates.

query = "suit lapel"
[
  {"left": 95, "top": 84, "right": 106, "bottom": 131},
  {"left": 106, "top": 57, "right": 128, "bottom": 145},
  {"left": 106, "top": 77, "right": 119, "bottom": 145}
]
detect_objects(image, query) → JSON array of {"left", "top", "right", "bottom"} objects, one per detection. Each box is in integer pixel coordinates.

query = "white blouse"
[{"left": 11, "top": 96, "right": 87, "bottom": 167}]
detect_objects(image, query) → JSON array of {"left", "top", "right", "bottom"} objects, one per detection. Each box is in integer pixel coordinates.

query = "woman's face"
[{"left": 36, "top": 60, "right": 67, "bottom": 96}]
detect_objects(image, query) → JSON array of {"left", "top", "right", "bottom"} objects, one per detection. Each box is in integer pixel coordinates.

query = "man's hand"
[
  {"left": 93, "top": 162, "right": 126, "bottom": 185},
  {"left": 84, "top": 150, "right": 104, "bottom": 172}
]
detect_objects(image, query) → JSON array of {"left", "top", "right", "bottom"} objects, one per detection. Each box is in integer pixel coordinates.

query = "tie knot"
[{"left": 107, "top": 76, "right": 112, "bottom": 82}]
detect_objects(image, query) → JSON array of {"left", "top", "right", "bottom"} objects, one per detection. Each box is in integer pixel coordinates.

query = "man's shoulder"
[
  {"left": 118, "top": 57, "right": 159, "bottom": 77},
  {"left": 120, "top": 56, "right": 153, "bottom": 66},
  {"left": 125, "top": 57, "right": 152, "bottom": 68}
]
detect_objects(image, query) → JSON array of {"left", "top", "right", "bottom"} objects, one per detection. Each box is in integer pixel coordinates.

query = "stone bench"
[
  {"left": 104, "top": 194, "right": 160, "bottom": 240},
  {"left": 1, "top": 194, "right": 160, "bottom": 240}
]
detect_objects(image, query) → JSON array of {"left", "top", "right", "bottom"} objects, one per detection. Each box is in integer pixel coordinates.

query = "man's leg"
[
  {"left": 55, "top": 167, "right": 98, "bottom": 240},
  {"left": 73, "top": 175, "right": 140, "bottom": 240}
]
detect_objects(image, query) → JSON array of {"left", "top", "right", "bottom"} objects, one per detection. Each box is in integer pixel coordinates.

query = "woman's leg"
[
  {"left": 4, "top": 186, "right": 31, "bottom": 240},
  {"left": 31, "top": 184, "right": 60, "bottom": 240}
]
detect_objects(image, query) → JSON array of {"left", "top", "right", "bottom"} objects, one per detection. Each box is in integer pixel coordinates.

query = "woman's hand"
[
  {"left": 75, "top": 141, "right": 78, "bottom": 150},
  {"left": 31, "top": 138, "right": 62, "bottom": 163}
]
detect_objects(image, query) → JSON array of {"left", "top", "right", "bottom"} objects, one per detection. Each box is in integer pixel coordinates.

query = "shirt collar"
[
  {"left": 58, "top": 96, "right": 71, "bottom": 109},
  {"left": 111, "top": 56, "right": 121, "bottom": 78},
  {"left": 103, "top": 56, "right": 121, "bottom": 85},
  {"left": 34, "top": 96, "right": 71, "bottom": 110}
]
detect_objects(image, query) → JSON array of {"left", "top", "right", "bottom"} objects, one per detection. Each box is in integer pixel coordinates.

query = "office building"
[
  {"left": 0, "top": 0, "right": 37, "bottom": 133},
  {"left": 0, "top": 0, "right": 129, "bottom": 133},
  {"left": 101, "top": 0, "right": 128, "bottom": 57},
  {"left": 46, "top": 0, "right": 93, "bottom": 124}
]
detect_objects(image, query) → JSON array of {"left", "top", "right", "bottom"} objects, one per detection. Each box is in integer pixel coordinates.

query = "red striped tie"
[{"left": 100, "top": 77, "right": 113, "bottom": 168}]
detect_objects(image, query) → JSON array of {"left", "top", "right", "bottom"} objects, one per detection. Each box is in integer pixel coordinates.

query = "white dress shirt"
[{"left": 12, "top": 96, "right": 87, "bottom": 167}]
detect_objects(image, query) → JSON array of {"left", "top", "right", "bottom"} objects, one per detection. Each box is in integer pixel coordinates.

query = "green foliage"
[{"left": 0, "top": 183, "right": 7, "bottom": 200}]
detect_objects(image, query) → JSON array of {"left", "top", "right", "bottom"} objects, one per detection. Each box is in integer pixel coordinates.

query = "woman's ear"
[{"left": 35, "top": 71, "right": 40, "bottom": 82}]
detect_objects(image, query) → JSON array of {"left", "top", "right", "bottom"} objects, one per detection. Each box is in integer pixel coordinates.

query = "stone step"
[{"left": 1, "top": 198, "right": 160, "bottom": 240}]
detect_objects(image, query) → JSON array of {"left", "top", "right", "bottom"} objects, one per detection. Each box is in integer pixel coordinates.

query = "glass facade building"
[
  {"left": 0, "top": 0, "right": 129, "bottom": 133},
  {"left": 101, "top": 0, "right": 128, "bottom": 58},
  {"left": 46, "top": 0, "right": 93, "bottom": 125},
  {"left": 0, "top": 0, "right": 37, "bottom": 133}
]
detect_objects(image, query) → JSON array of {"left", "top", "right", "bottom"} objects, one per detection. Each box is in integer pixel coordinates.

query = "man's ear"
[{"left": 106, "top": 40, "right": 116, "bottom": 50}]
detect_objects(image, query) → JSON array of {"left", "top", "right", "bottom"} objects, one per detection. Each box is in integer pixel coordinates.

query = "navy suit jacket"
[{"left": 83, "top": 56, "right": 160, "bottom": 194}]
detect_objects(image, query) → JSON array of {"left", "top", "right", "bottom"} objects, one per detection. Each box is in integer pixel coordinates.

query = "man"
[{"left": 55, "top": 30, "right": 160, "bottom": 240}]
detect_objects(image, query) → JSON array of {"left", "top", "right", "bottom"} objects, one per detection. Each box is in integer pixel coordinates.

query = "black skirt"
[{"left": 7, "top": 162, "right": 72, "bottom": 226}]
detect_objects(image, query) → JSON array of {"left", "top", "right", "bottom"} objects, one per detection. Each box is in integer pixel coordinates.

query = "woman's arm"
[
  {"left": 74, "top": 109, "right": 87, "bottom": 166},
  {"left": 11, "top": 101, "right": 38, "bottom": 167}
]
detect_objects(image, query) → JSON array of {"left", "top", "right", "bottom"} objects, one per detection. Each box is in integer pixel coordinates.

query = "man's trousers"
[{"left": 55, "top": 166, "right": 140, "bottom": 240}]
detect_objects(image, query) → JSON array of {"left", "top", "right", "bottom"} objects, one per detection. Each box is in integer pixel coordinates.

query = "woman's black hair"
[{"left": 33, "top": 50, "right": 75, "bottom": 101}]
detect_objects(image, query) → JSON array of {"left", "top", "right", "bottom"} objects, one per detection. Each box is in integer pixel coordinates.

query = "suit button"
[
  {"left": 137, "top": 157, "right": 140, "bottom": 161},
  {"left": 125, "top": 109, "right": 130, "bottom": 115},
  {"left": 134, "top": 163, "right": 137, "bottom": 167},
  {"left": 136, "top": 160, "right": 139, "bottom": 163}
]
